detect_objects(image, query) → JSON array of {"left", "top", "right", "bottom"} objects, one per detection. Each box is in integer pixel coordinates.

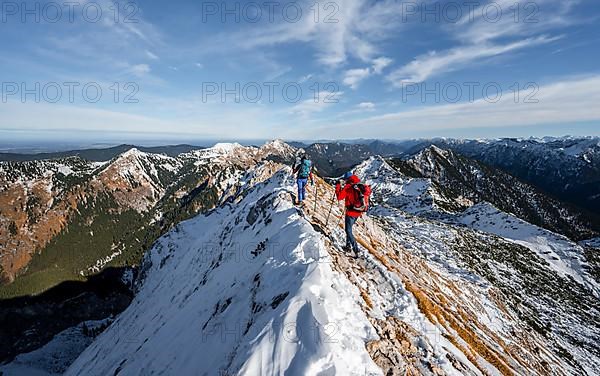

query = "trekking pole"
[
  {"left": 313, "top": 181, "right": 318, "bottom": 212},
  {"left": 311, "top": 167, "right": 318, "bottom": 213},
  {"left": 325, "top": 190, "right": 336, "bottom": 227}
]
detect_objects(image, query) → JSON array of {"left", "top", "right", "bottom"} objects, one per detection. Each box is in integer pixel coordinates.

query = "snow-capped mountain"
[
  {"left": 2, "top": 140, "right": 599, "bottom": 375},
  {"left": 0, "top": 141, "right": 296, "bottom": 290},
  {"left": 402, "top": 146, "right": 599, "bottom": 240},
  {"left": 284, "top": 137, "right": 600, "bottom": 220},
  {"left": 59, "top": 160, "right": 599, "bottom": 375},
  {"left": 356, "top": 153, "right": 599, "bottom": 294},
  {"left": 0, "top": 141, "right": 298, "bottom": 364},
  {"left": 419, "top": 137, "right": 600, "bottom": 214}
]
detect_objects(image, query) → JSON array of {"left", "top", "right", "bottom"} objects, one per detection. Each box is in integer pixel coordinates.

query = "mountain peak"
[
  {"left": 211, "top": 142, "right": 244, "bottom": 152},
  {"left": 263, "top": 138, "right": 287, "bottom": 148},
  {"left": 423, "top": 144, "right": 452, "bottom": 158},
  {"left": 118, "top": 147, "right": 143, "bottom": 159},
  {"left": 258, "top": 139, "right": 297, "bottom": 157}
]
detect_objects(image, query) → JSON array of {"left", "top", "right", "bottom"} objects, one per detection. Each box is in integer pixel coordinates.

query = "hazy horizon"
[{"left": 2, "top": 132, "right": 599, "bottom": 155}]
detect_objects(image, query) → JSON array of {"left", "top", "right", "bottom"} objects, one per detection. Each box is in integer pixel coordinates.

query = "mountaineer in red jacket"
[{"left": 335, "top": 172, "right": 371, "bottom": 257}]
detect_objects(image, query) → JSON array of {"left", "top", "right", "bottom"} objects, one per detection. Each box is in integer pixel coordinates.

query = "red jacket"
[{"left": 336, "top": 175, "right": 364, "bottom": 218}]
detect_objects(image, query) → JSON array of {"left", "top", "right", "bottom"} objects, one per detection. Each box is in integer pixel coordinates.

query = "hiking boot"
[{"left": 342, "top": 245, "right": 358, "bottom": 258}]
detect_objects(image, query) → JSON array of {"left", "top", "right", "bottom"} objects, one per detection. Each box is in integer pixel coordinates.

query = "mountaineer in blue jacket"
[{"left": 293, "top": 155, "right": 314, "bottom": 205}]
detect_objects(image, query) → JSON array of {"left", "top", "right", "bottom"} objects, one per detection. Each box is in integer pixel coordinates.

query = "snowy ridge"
[
  {"left": 100, "top": 147, "right": 183, "bottom": 181},
  {"left": 183, "top": 140, "right": 295, "bottom": 167},
  {"left": 64, "top": 161, "right": 598, "bottom": 375},
  {"left": 359, "top": 154, "right": 599, "bottom": 296},
  {"left": 5, "top": 141, "right": 598, "bottom": 375},
  {"left": 581, "top": 237, "right": 600, "bottom": 248},
  {"left": 0, "top": 157, "right": 98, "bottom": 187},
  {"left": 66, "top": 169, "right": 381, "bottom": 376}
]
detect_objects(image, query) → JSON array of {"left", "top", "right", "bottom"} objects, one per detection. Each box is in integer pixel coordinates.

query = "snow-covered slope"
[
  {"left": 351, "top": 157, "right": 600, "bottom": 374},
  {"left": 0, "top": 140, "right": 296, "bottom": 288},
  {"left": 66, "top": 169, "right": 381, "bottom": 376},
  {"left": 7, "top": 141, "right": 599, "bottom": 375},
  {"left": 392, "top": 146, "right": 599, "bottom": 241},
  {"left": 65, "top": 158, "right": 599, "bottom": 375},
  {"left": 354, "top": 156, "right": 468, "bottom": 215},
  {"left": 459, "top": 202, "right": 599, "bottom": 297}
]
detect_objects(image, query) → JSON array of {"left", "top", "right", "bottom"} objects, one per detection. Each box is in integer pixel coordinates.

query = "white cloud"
[
  {"left": 130, "top": 64, "right": 151, "bottom": 76},
  {"left": 146, "top": 50, "right": 159, "bottom": 60},
  {"left": 455, "top": 0, "right": 575, "bottom": 44},
  {"left": 0, "top": 102, "right": 176, "bottom": 134},
  {"left": 358, "top": 102, "right": 375, "bottom": 110},
  {"left": 4, "top": 75, "right": 599, "bottom": 140},
  {"left": 387, "top": 36, "right": 560, "bottom": 86},
  {"left": 31, "top": 0, "right": 164, "bottom": 85},
  {"left": 342, "top": 56, "right": 393, "bottom": 89},
  {"left": 298, "top": 74, "right": 313, "bottom": 83},
  {"left": 343, "top": 68, "right": 371, "bottom": 89},
  {"left": 0, "top": 96, "right": 287, "bottom": 140},
  {"left": 215, "top": 0, "right": 405, "bottom": 67},
  {"left": 195, "top": 62, "right": 204, "bottom": 68},
  {"left": 372, "top": 57, "right": 393, "bottom": 74},
  {"left": 385, "top": 0, "right": 573, "bottom": 86}
]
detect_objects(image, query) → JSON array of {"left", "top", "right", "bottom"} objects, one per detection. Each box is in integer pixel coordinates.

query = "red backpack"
[{"left": 352, "top": 183, "right": 372, "bottom": 212}]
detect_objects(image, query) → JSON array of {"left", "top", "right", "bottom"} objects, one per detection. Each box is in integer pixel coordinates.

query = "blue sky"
[{"left": 1, "top": 0, "right": 599, "bottom": 143}]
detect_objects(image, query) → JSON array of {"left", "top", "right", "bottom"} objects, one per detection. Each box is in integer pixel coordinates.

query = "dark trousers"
[{"left": 345, "top": 215, "right": 359, "bottom": 251}]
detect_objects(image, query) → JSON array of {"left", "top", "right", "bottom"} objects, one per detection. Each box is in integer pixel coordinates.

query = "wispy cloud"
[
  {"left": 146, "top": 51, "right": 159, "bottom": 60},
  {"left": 455, "top": 0, "right": 576, "bottom": 43},
  {"left": 357, "top": 102, "right": 375, "bottom": 110},
  {"left": 298, "top": 74, "right": 313, "bottom": 83},
  {"left": 387, "top": 0, "right": 574, "bottom": 85},
  {"left": 343, "top": 56, "right": 393, "bottom": 89},
  {"left": 343, "top": 68, "right": 371, "bottom": 89},
  {"left": 28, "top": 0, "right": 163, "bottom": 84},
  {"left": 212, "top": 0, "right": 405, "bottom": 67},
  {"left": 388, "top": 35, "right": 560, "bottom": 86},
  {"left": 372, "top": 57, "right": 393, "bottom": 74},
  {"left": 290, "top": 90, "right": 343, "bottom": 117},
  {"left": 130, "top": 64, "right": 151, "bottom": 77}
]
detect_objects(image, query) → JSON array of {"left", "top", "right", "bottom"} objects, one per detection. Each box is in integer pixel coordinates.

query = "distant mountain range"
[
  {"left": 0, "top": 144, "right": 206, "bottom": 162},
  {"left": 1, "top": 138, "right": 599, "bottom": 374}
]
